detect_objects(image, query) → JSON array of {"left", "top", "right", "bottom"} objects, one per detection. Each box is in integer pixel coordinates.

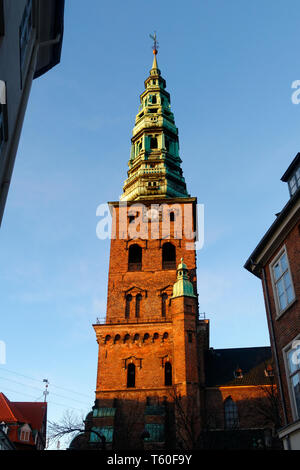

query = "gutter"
[{"left": 260, "top": 265, "right": 290, "bottom": 449}]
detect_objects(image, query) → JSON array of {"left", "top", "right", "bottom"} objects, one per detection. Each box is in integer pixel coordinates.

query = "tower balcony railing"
[{"left": 95, "top": 315, "right": 172, "bottom": 325}]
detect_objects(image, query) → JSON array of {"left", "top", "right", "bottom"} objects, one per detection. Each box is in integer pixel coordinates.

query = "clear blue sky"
[{"left": 1, "top": 0, "right": 300, "bottom": 448}]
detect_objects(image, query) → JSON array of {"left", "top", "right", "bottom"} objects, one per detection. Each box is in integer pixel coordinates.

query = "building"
[
  {"left": 67, "top": 45, "right": 281, "bottom": 451},
  {"left": 0, "top": 422, "right": 15, "bottom": 450},
  {"left": 0, "top": 393, "right": 47, "bottom": 450},
  {"left": 93, "top": 44, "right": 201, "bottom": 450},
  {"left": 244, "top": 153, "right": 300, "bottom": 449},
  {"left": 203, "top": 346, "right": 280, "bottom": 449},
  {"left": 0, "top": 0, "right": 65, "bottom": 226}
]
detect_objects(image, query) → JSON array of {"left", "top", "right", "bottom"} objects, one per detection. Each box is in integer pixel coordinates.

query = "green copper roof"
[
  {"left": 172, "top": 258, "right": 196, "bottom": 299},
  {"left": 120, "top": 49, "right": 189, "bottom": 201}
]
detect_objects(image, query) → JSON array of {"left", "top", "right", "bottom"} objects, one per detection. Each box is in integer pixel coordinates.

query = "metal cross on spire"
[{"left": 150, "top": 32, "right": 159, "bottom": 55}]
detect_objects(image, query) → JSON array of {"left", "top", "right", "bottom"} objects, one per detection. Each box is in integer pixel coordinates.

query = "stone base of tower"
[{"left": 90, "top": 386, "right": 202, "bottom": 451}]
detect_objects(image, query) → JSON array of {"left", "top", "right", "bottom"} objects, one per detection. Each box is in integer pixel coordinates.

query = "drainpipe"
[{"left": 260, "top": 265, "right": 290, "bottom": 449}]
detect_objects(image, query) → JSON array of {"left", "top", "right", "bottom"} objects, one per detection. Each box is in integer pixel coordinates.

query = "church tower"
[{"left": 92, "top": 40, "right": 204, "bottom": 450}]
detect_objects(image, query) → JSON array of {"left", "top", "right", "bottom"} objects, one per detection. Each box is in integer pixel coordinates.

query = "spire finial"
[{"left": 149, "top": 31, "right": 159, "bottom": 55}]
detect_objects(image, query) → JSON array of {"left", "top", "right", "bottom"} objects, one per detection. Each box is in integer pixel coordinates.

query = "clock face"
[{"left": 146, "top": 208, "right": 159, "bottom": 221}]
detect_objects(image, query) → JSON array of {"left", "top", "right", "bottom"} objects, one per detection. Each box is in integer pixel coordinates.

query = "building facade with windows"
[
  {"left": 0, "top": 0, "right": 64, "bottom": 226},
  {"left": 245, "top": 153, "right": 300, "bottom": 449},
  {"left": 0, "top": 393, "right": 47, "bottom": 450},
  {"left": 73, "top": 48, "right": 281, "bottom": 451}
]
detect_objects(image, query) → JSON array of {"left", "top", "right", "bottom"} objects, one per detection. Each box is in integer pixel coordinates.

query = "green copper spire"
[
  {"left": 120, "top": 39, "right": 189, "bottom": 201},
  {"left": 172, "top": 258, "right": 196, "bottom": 299}
]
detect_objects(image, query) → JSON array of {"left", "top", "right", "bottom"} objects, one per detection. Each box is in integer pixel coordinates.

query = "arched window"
[
  {"left": 114, "top": 334, "right": 120, "bottom": 344},
  {"left": 161, "top": 293, "right": 168, "bottom": 317},
  {"left": 224, "top": 397, "right": 239, "bottom": 429},
  {"left": 133, "top": 333, "right": 140, "bottom": 343},
  {"left": 143, "top": 333, "right": 150, "bottom": 343},
  {"left": 169, "top": 211, "right": 175, "bottom": 222},
  {"left": 125, "top": 294, "right": 132, "bottom": 318},
  {"left": 104, "top": 335, "right": 111, "bottom": 344},
  {"left": 127, "top": 363, "right": 135, "bottom": 388},
  {"left": 135, "top": 294, "right": 142, "bottom": 318},
  {"left": 165, "top": 362, "right": 172, "bottom": 386},
  {"left": 128, "top": 244, "right": 142, "bottom": 271},
  {"left": 162, "top": 243, "right": 176, "bottom": 270},
  {"left": 124, "top": 334, "right": 130, "bottom": 343}
]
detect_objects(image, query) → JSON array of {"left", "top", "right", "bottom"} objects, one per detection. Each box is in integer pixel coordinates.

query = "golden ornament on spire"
[{"left": 149, "top": 31, "right": 158, "bottom": 55}]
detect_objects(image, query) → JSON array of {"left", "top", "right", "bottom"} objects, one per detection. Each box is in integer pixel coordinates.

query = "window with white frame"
[
  {"left": 271, "top": 249, "right": 295, "bottom": 314},
  {"left": 285, "top": 341, "right": 300, "bottom": 419}
]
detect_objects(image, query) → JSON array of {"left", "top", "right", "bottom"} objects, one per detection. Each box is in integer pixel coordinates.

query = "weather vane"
[{"left": 150, "top": 32, "right": 159, "bottom": 55}]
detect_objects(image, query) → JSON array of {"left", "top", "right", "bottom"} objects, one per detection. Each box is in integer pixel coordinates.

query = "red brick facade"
[
  {"left": 262, "top": 223, "right": 300, "bottom": 424},
  {"left": 245, "top": 155, "right": 300, "bottom": 449},
  {"left": 93, "top": 198, "right": 201, "bottom": 449}
]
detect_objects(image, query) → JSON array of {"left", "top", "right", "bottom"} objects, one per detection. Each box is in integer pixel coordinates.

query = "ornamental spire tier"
[{"left": 120, "top": 43, "right": 189, "bottom": 201}]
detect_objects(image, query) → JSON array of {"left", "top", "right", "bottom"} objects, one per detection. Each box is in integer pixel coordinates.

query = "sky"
[{"left": 1, "top": 0, "right": 300, "bottom": 449}]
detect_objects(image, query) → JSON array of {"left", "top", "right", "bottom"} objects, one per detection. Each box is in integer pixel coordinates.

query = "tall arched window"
[
  {"left": 165, "top": 362, "right": 172, "bottom": 386},
  {"left": 127, "top": 363, "right": 135, "bottom": 388},
  {"left": 125, "top": 294, "right": 132, "bottom": 319},
  {"left": 128, "top": 244, "right": 142, "bottom": 271},
  {"left": 169, "top": 211, "right": 175, "bottom": 222},
  {"left": 162, "top": 243, "right": 176, "bottom": 270},
  {"left": 161, "top": 293, "right": 168, "bottom": 317},
  {"left": 224, "top": 397, "right": 239, "bottom": 429},
  {"left": 135, "top": 294, "right": 142, "bottom": 318},
  {"left": 150, "top": 136, "right": 158, "bottom": 149}
]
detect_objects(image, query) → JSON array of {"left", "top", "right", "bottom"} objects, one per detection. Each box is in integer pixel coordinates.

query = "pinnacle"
[{"left": 152, "top": 52, "right": 158, "bottom": 71}]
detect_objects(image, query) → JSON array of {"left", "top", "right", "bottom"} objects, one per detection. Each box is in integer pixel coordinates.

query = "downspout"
[{"left": 260, "top": 265, "right": 291, "bottom": 449}]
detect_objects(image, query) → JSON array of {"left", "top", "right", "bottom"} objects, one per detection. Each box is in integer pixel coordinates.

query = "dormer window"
[
  {"left": 288, "top": 166, "right": 300, "bottom": 196},
  {"left": 265, "top": 364, "right": 274, "bottom": 377},
  {"left": 20, "top": 424, "right": 31, "bottom": 442},
  {"left": 234, "top": 367, "right": 243, "bottom": 379},
  {"left": 281, "top": 154, "right": 300, "bottom": 197}
]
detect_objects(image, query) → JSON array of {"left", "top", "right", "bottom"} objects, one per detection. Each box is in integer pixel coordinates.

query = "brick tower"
[{"left": 92, "top": 41, "right": 203, "bottom": 450}]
